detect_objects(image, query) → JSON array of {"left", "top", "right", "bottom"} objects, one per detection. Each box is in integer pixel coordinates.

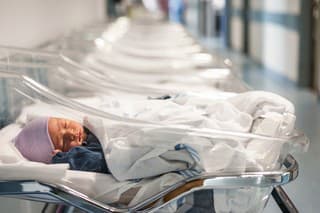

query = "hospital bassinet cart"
[{"left": 0, "top": 71, "right": 308, "bottom": 213}]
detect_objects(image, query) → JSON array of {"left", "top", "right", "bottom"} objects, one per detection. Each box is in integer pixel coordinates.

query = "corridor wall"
[
  {"left": 230, "top": 0, "right": 244, "bottom": 52},
  {"left": 0, "top": 1, "right": 106, "bottom": 212},
  {"left": 249, "top": 0, "right": 300, "bottom": 82},
  {"left": 229, "top": 0, "right": 311, "bottom": 85},
  {"left": 0, "top": 0, "right": 106, "bottom": 48}
]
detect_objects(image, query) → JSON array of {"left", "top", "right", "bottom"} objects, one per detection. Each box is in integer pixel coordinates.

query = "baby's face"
[{"left": 48, "top": 118, "right": 87, "bottom": 152}]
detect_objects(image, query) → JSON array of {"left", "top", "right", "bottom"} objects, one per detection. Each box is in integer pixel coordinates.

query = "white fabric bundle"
[{"left": 78, "top": 91, "right": 297, "bottom": 181}]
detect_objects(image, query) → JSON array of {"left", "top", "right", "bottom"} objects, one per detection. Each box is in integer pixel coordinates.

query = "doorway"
[{"left": 313, "top": 0, "right": 320, "bottom": 96}]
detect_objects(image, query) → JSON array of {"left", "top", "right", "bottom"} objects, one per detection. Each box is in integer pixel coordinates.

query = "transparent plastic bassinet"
[
  {"left": 58, "top": 17, "right": 204, "bottom": 60},
  {"left": 100, "top": 17, "right": 200, "bottom": 51},
  {"left": 46, "top": 41, "right": 247, "bottom": 94},
  {"left": 42, "top": 18, "right": 247, "bottom": 92},
  {"left": 0, "top": 70, "right": 309, "bottom": 212},
  {"left": 47, "top": 35, "right": 216, "bottom": 71},
  {"left": 0, "top": 46, "right": 248, "bottom": 106},
  {"left": 45, "top": 17, "right": 227, "bottom": 73}
]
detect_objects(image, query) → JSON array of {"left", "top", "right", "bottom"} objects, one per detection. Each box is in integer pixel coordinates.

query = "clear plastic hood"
[
  {"left": 0, "top": 69, "right": 310, "bottom": 212},
  {"left": 0, "top": 46, "right": 309, "bottom": 174},
  {"left": 0, "top": 46, "right": 309, "bottom": 152}
]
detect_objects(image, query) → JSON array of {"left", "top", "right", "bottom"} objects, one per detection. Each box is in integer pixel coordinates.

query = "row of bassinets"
[{"left": 0, "top": 16, "right": 308, "bottom": 212}]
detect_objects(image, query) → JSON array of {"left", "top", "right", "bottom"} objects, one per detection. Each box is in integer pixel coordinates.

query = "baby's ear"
[{"left": 52, "top": 149, "right": 62, "bottom": 155}]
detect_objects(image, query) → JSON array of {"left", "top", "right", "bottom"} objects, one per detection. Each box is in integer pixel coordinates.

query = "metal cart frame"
[{"left": 0, "top": 154, "right": 298, "bottom": 212}]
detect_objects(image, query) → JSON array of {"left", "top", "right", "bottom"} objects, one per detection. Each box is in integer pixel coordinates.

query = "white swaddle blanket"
[{"left": 80, "top": 91, "right": 296, "bottom": 181}]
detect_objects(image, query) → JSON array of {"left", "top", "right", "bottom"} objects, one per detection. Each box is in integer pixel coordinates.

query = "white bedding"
[
  {"left": 0, "top": 90, "right": 298, "bottom": 210},
  {"left": 12, "top": 91, "right": 296, "bottom": 177}
]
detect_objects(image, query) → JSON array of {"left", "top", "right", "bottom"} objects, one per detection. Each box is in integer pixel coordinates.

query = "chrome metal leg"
[{"left": 272, "top": 186, "right": 298, "bottom": 213}]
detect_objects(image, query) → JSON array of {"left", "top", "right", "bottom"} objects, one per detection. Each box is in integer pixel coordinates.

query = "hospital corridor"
[{"left": 0, "top": 0, "right": 319, "bottom": 212}]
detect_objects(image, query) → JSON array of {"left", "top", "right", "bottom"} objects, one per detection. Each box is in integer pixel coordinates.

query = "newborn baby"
[{"left": 14, "top": 117, "right": 109, "bottom": 174}]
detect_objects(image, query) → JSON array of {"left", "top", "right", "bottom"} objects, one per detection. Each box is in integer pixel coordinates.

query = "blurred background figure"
[
  {"left": 168, "top": 0, "right": 186, "bottom": 24},
  {"left": 211, "top": 0, "right": 225, "bottom": 37},
  {"left": 158, "top": 0, "right": 169, "bottom": 19},
  {"left": 142, "top": 0, "right": 159, "bottom": 13},
  {"left": 141, "top": 0, "right": 167, "bottom": 19}
]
